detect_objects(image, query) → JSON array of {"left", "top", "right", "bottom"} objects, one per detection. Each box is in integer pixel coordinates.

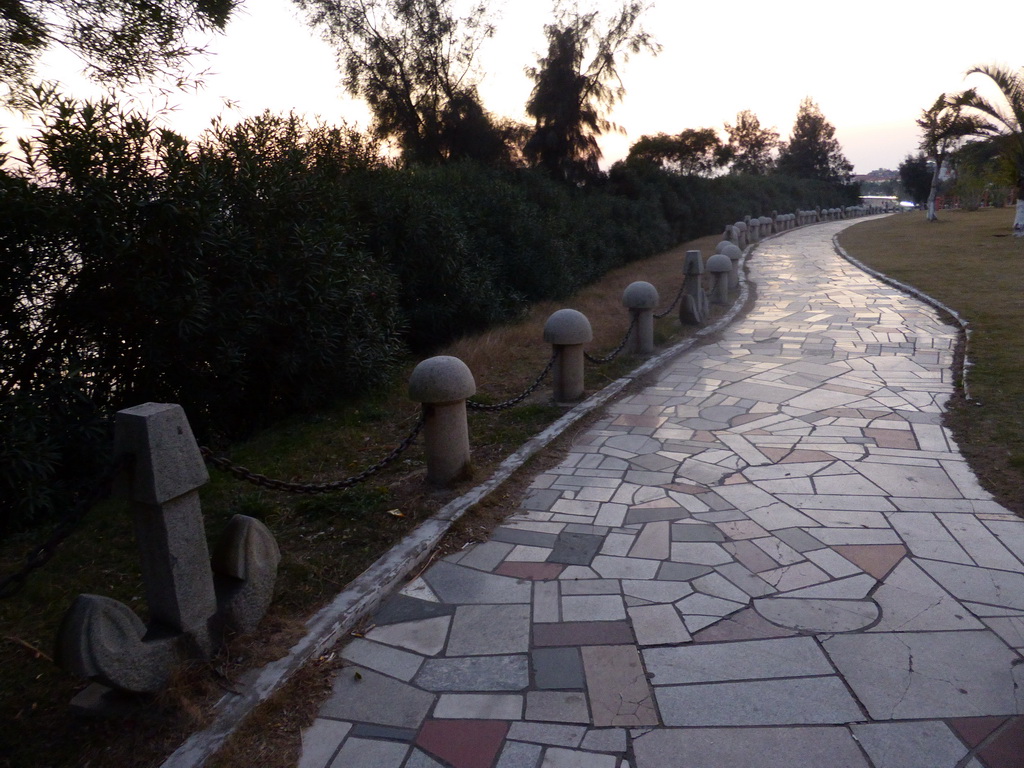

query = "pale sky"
[{"left": 6, "top": 0, "right": 1023, "bottom": 174}]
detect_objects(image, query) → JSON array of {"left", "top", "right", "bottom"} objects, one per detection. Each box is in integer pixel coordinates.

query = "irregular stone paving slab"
[
  {"left": 632, "top": 726, "right": 870, "bottom": 768},
  {"left": 300, "top": 220, "right": 1024, "bottom": 768}
]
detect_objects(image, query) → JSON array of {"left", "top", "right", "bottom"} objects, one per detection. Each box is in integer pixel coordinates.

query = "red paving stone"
[
  {"left": 664, "top": 483, "right": 709, "bottom": 495},
  {"left": 977, "top": 717, "right": 1024, "bottom": 768},
  {"left": 948, "top": 716, "right": 1010, "bottom": 747},
  {"left": 864, "top": 427, "right": 918, "bottom": 450},
  {"left": 494, "top": 562, "right": 564, "bottom": 581},
  {"left": 781, "top": 449, "right": 837, "bottom": 463},
  {"left": 416, "top": 719, "right": 509, "bottom": 768},
  {"left": 533, "top": 621, "right": 634, "bottom": 647},
  {"left": 832, "top": 544, "right": 907, "bottom": 580}
]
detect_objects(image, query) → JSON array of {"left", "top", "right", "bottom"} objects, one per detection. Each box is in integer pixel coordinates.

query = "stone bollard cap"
[
  {"left": 706, "top": 253, "right": 732, "bottom": 273},
  {"left": 409, "top": 355, "right": 476, "bottom": 403},
  {"left": 714, "top": 240, "right": 731, "bottom": 254},
  {"left": 622, "top": 281, "right": 659, "bottom": 310},
  {"left": 543, "top": 308, "right": 593, "bottom": 345},
  {"left": 721, "top": 243, "right": 742, "bottom": 260}
]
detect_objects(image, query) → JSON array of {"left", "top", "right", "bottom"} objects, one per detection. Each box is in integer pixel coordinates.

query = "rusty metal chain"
[
  {"left": 654, "top": 278, "right": 687, "bottom": 319},
  {"left": 467, "top": 353, "right": 556, "bottom": 412},
  {"left": 201, "top": 413, "right": 425, "bottom": 494},
  {"left": 0, "top": 454, "right": 128, "bottom": 600},
  {"left": 585, "top": 314, "right": 639, "bottom": 365}
]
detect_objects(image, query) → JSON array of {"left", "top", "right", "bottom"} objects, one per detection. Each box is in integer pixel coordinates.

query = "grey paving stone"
[
  {"left": 560, "top": 579, "right": 621, "bottom": 595},
  {"left": 823, "top": 630, "right": 1024, "bottom": 719},
  {"left": 299, "top": 719, "right": 351, "bottom": 768},
  {"left": 541, "top": 747, "right": 619, "bottom": 767},
  {"left": 869, "top": 559, "right": 984, "bottom": 632},
  {"left": 403, "top": 749, "right": 446, "bottom": 768},
  {"left": 580, "top": 729, "right": 627, "bottom": 754},
  {"left": 328, "top": 738, "right": 409, "bottom": 768},
  {"left": 670, "top": 523, "right": 725, "bottom": 542},
  {"left": 548, "top": 532, "right": 605, "bottom": 565},
  {"left": 496, "top": 741, "right": 543, "bottom": 768},
  {"left": 433, "top": 693, "right": 523, "bottom": 720},
  {"left": 341, "top": 638, "right": 424, "bottom": 682},
  {"left": 532, "top": 647, "right": 585, "bottom": 690},
  {"left": 656, "top": 560, "right": 714, "bottom": 581},
  {"left": 752, "top": 597, "right": 879, "bottom": 633},
  {"left": 625, "top": 506, "right": 691, "bottom": 525},
  {"left": 446, "top": 603, "right": 531, "bottom": 656},
  {"left": 320, "top": 667, "right": 434, "bottom": 728},
  {"left": 918, "top": 559, "right": 1024, "bottom": 611},
  {"left": 415, "top": 655, "right": 529, "bottom": 691},
  {"left": 423, "top": 561, "right": 531, "bottom": 605},
  {"left": 525, "top": 691, "right": 591, "bottom": 723},
  {"left": 507, "top": 722, "right": 586, "bottom": 747},
  {"left": 851, "top": 721, "right": 969, "bottom": 768},
  {"left": 365, "top": 616, "right": 451, "bottom": 656},
  {"left": 655, "top": 677, "right": 863, "bottom": 726},
  {"left": 644, "top": 636, "right": 833, "bottom": 684}
]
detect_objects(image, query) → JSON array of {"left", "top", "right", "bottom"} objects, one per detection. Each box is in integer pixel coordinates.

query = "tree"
[
  {"left": 954, "top": 65, "right": 1024, "bottom": 235},
  {"left": 776, "top": 97, "right": 853, "bottom": 184},
  {"left": 524, "top": 1, "right": 659, "bottom": 183},
  {"left": 724, "top": 110, "right": 778, "bottom": 175},
  {"left": 1, "top": 0, "right": 235, "bottom": 96},
  {"left": 626, "top": 128, "right": 731, "bottom": 176},
  {"left": 916, "top": 92, "right": 987, "bottom": 221},
  {"left": 296, "top": 0, "right": 508, "bottom": 165},
  {"left": 898, "top": 153, "right": 932, "bottom": 207}
]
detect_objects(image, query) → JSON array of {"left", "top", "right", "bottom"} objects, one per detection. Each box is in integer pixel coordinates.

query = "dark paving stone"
[
  {"left": 547, "top": 532, "right": 604, "bottom": 566},
  {"left": 374, "top": 594, "right": 454, "bottom": 627},
  {"left": 350, "top": 724, "right": 418, "bottom": 742},
  {"left": 423, "top": 561, "right": 532, "bottom": 604},
  {"left": 773, "top": 527, "right": 827, "bottom": 553},
  {"left": 523, "top": 489, "right": 563, "bottom": 511},
  {"left": 533, "top": 621, "right": 634, "bottom": 647},
  {"left": 671, "top": 523, "right": 726, "bottom": 542},
  {"left": 625, "top": 506, "right": 690, "bottom": 525},
  {"left": 416, "top": 719, "right": 509, "bottom": 768},
  {"left": 532, "top": 647, "right": 585, "bottom": 690},
  {"left": 494, "top": 562, "right": 564, "bottom": 581},
  {"left": 657, "top": 562, "right": 713, "bottom": 581},
  {"left": 565, "top": 523, "right": 609, "bottom": 536},
  {"left": 491, "top": 528, "right": 559, "bottom": 548}
]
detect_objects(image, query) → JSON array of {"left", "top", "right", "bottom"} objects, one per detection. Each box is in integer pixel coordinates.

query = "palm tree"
[
  {"left": 916, "top": 92, "right": 987, "bottom": 222},
  {"left": 955, "top": 65, "right": 1024, "bottom": 235}
]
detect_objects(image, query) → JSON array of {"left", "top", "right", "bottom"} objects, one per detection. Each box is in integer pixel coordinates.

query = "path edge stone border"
[
  {"left": 160, "top": 242, "right": 759, "bottom": 768},
  {"left": 832, "top": 230, "right": 974, "bottom": 400}
]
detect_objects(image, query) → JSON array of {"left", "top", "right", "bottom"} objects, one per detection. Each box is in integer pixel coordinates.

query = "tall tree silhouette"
[{"left": 525, "top": 2, "right": 658, "bottom": 183}]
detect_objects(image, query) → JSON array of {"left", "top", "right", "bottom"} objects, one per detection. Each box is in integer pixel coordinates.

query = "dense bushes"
[{"left": 0, "top": 95, "right": 856, "bottom": 533}]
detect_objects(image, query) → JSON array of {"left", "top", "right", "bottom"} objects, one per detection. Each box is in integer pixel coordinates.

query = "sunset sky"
[{"left": 7, "top": 0, "right": 1023, "bottom": 174}]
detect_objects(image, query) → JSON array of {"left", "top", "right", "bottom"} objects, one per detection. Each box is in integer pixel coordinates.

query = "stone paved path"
[{"left": 298, "top": 220, "right": 1024, "bottom": 768}]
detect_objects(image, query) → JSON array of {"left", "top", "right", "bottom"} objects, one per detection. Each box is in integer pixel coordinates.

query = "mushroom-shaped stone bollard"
[
  {"left": 622, "top": 281, "right": 659, "bottom": 355},
  {"left": 679, "top": 250, "right": 709, "bottom": 326},
  {"left": 543, "top": 309, "right": 593, "bottom": 403},
  {"left": 759, "top": 216, "right": 773, "bottom": 236},
  {"left": 706, "top": 253, "right": 732, "bottom": 305},
  {"left": 719, "top": 242, "right": 743, "bottom": 290},
  {"left": 409, "top": 356, "right": 476, "bottom": 485},
  {"left": 714, "top": 240, "right": 731, "bottom": 255}
]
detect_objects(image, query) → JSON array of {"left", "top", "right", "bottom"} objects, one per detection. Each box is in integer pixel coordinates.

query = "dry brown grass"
[{"left": 838, "top": 208, "right": 1024, "bottom": 515}]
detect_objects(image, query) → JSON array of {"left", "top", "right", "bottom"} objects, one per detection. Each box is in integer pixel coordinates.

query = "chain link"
[
  {"left": 654, "top": 278, "right": 687, "bottom": 319},
  {"left": 467, "top": 353, "right": 556, "bottom": 412},
  {"left": 584, "top": 314, "right": 639, "bottom": 365},
  {"left": 201, "top": 414, "right": 425, "bottom": 494},
  {"left": 0, "top": 454, "right": 129, "bottom": 600}
]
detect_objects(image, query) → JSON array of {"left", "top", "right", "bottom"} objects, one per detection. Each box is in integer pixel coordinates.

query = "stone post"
[
  {"left": 707, "top": 253, "right": 732, "bottom": 305},
  {"left": 734, "top": 221, "right": 748, "bottom": 249},
  {"left": 720, "top": 242, "right": 743, "bottom": 290},
  {"left": 622, "top": 281, "right": 659, "bottom": 355},
  {"left": 543, "top": 309, "right": 592, "bottom": 403},
  {"left": 679, "top": 250, "right": 709, "bottom": 326},
  {"left": 114, "top": 403, "right": 216, "bottom": 656},
  {"left": 409, "top": 356, "right": 475, "bottom": 485}
]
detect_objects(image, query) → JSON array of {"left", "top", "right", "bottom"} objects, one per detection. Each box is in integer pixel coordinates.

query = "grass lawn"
[{"left": 838, "top": 207, "right": 1024, "bottom": 514}]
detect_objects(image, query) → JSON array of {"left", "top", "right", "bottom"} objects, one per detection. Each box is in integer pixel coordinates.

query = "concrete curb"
[{"left": 160, "top": 240, "right": 760, "bottom": 768}]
